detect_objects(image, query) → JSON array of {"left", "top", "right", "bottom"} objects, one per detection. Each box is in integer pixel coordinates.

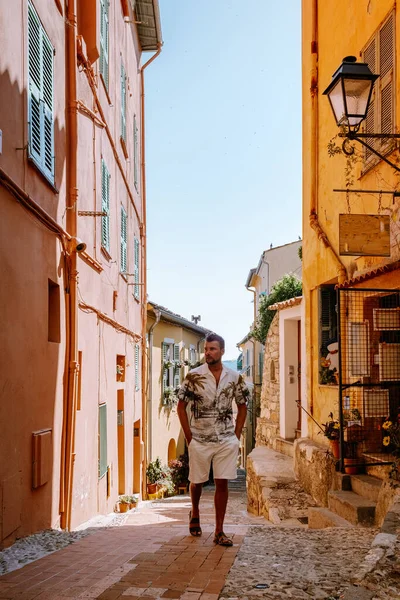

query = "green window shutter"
[
  {"left": 135, "top": 343, "right": 140, "bottom": 390},
  {"left": 120, "top": 62, "right": 126, "bottom": 142},
  {"left": 258, "top": 351, "right": 264, "bottom": 380},
  {"left": 134, "top": 237, "right": 140, "bottom": 298},
  {"left": 100, "top": 0, "right": 109, "bottom": 89},
  {"left": 28, "top": 2, "right": 54, "bottom": 182},
  {"left": 320, "top": 287, "right": 337, "bottom": 354},
  {"left": 173, "top": 344, "right": 180, "bottom": 388},
  {"left": 98, "top": 404, "right": 107, "bottom": 478},
  {"left": 120, "top": 206, "right": 127, "bottom": 273},
  {"left": 134, "top": 115, "right": 139, "bottom": 190},
  {"left": 101, "top": 159, "right": 110, "bottom": 251}
]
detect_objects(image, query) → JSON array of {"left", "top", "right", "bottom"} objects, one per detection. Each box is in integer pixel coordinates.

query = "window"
[
  {"left": 27, "top": 2, "right": 54, "bottom": 183},
  {"left": 135, "top": 343, "right": 140, "bottom": 390},
  {"left": 319, "top": 286, "right": 338, "bottom": 383},
  {"left": 98, "top": 404, "right": 107, "bottom": 478},
  {"left": 99, "top": 0, "right": 109, "bottom": 89},
  {"left": 134, "top": 236, "right": 140, "bottom": 298},
  {"left": 162, "top": 342, "right": 174, "bottom": 391},
  {"left": 120, "top": 62, "right": 127, "bottom": 147},
  {"left": 120, "top": 206, "right": 127, "bottom": 273},
  {"left": 101, "top": 159, "right": 110, "bottom": 251},
  {"left": 134, "top": 115, "right": 139, "bottom": 190},
  {"left": 362, "top": 12, "right": 394, "bottom": 165},
  {"left": 48, "top": 279, "right": 60, "bottom": 342},
  {"left": 189, "top": 345, "right": 197, "bottom": 365}
]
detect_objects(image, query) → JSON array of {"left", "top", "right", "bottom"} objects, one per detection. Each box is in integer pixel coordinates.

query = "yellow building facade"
[{"left": 302, "top": 0, "right": 400, "bottom": 488}]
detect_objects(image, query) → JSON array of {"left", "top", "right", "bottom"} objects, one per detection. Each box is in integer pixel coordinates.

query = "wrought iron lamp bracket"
[{"left": 339, "top": 131, "right": 400, "bottom": 172}]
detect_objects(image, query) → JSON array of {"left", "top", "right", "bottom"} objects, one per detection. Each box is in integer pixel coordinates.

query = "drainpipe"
[
  {"left": 139, "top": 42, "right": 162, "bottom": 497},
  {"left": 308, "top": 0, "right": 347, "bottom": 285},
  {"left": 147, "top": 307, "right": 161, "bottom": 461},
  {"left": 60, "top": 0, "right": 79, "bottom": 531}
]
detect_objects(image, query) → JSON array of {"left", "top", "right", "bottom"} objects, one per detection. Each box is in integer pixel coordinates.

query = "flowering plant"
[
  {"left": 163, "top": 360, "right": 173, "bottom": 369},
  {"left": 116, "top": 365, "right": 124, "bottom": 375},
  {"left": 382, "top": 419, "right": 400, "bottom": 455},
  {"left": 320, "top": 412, "right": 341, "bottom": 440}
]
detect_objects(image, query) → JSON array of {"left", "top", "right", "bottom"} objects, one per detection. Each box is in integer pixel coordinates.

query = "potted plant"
[
  {"left": 146, "top": 457, "right": 163, "bottom": 494},
  {"left": 382, "top": 418, "right": 400, "bottom": 480},
  {"left": 118, "top": 495, "right": 131, "bottom": 513},
  {"left": 319, "top": 412, "right": 340, "bottom": 458},
  {"left": 169, "top": 452, "right": 189, "bottom": 491},
  {"left": 126, "top": 493, "right": 139, "bottom": 509},
  {"left": 163, "top": 386, "right": 177, "bottom": 407}
]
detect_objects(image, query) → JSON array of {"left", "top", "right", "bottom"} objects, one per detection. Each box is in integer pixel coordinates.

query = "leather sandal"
[
  {"left": 189, "top": 511, "right": 202, "bottom": 537},
  {"left": 213, "top": 531, "right": 233, "bottom": 546}
]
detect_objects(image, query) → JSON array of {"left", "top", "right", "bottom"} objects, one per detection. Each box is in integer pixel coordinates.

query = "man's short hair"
[{"left": 205, "top": 333, "right": 225, "bottom": 351}]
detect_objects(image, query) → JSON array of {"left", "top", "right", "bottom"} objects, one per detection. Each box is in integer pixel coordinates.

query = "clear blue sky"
[{"left": 145, "top": 0, "right": 302, "bottom": 358}]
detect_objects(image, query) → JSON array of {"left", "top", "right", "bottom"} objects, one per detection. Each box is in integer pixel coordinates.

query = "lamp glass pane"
[
  {"left": 343, "top": 78, "right": 373, "bottom": 125},
  {"left": 327, "top": 79, "right": 346, "bottom": 125}
]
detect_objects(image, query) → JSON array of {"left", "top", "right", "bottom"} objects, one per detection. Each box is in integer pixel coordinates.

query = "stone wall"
[
  {"left": 294, "top": 439, "right": 337, "bottom": 507},
  {"left": 256, "top": 313, "right": 280, "bottom": 448}
]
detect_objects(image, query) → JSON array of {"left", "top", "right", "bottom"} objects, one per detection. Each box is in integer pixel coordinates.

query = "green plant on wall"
[{"left": 251, "top": 274, "right": 302, "bottom": 344}]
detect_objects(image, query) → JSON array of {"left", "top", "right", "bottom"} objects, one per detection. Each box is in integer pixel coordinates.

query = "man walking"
[{"left": 177, "top": 333, "right": 249, "bottom": 546}]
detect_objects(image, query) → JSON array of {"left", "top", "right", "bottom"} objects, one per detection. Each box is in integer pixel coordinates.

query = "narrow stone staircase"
[{"left": 308, "top": 473, "right": 382, "bottom": 528}]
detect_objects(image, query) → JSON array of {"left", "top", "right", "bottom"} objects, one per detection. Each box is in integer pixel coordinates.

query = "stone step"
[
  {"left": 308, "top": 507, "right": 354, "bottom": 529},
  {"left": 350, "top": 474, "right": 382, "bottom": 503},
  {"left": 328, "top": 490, "right": 376, "bottom": 526},
  {"left": 274, "top": 437, "right": 294, "bottom": 458}
]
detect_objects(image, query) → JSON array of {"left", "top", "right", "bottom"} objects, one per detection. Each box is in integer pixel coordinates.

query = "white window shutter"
[
  {"left": 162, "top": 343, "right": 168, "bottom": 392},
  {"left": 100, "top": 0, "right": 109, "bottom": 89},
  {"left": 101, "top": 159, "right": 110, "bottom": 251},
  {"left": 121, "top": 62, "right": 126, "bottom": 142},
  {"left": 134, "top": 115, "right": 139, "bottom": 190},
  {"left": 173, "top": 344, "right": 180, "bottom": 388},
  {"left": 135, "top": 344, "right": 140, "bottom": 390},
  {"left": 120, "top": 206, "right": 127, "bottom": 273}
]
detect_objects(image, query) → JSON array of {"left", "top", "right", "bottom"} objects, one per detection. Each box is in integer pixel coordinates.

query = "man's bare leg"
[
  {"left": 190, "top": 482, "right": 203, "bottom": 518},
  {"left": 214, "top": 478, "right": 228, "bottom": 534}
]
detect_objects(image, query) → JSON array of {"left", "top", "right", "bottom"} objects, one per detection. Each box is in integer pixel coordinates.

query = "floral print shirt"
[{"left": 177, "top": 363, "right": 250, "bottom": 443}]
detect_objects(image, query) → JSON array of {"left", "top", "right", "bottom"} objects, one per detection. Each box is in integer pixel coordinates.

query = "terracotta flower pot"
[
  {"left": 147, "top": 483, "right": 157, "bottom": 495},
  {"left": 119, "top": 503, "right": 129, "bottom": 513},
  {"left": 344, "top": 458, "right": 358, "bottom": 474},
  {"left": 330, "top": 439, "right": 340, "bottom": 459}
]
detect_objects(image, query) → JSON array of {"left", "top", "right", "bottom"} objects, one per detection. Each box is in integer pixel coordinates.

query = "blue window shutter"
[
  {"left": 101, "top": 159, "right": 110, "bottom": 251},
  {"left": 28, "top": 2, "right": 54, "bottom": 182},
  {"left": 120, "top": 206, "right": 127, "bottom": 273},
  {"left": 134, "top": 237, "right": 140, "bottom": 298},
  {"left": 121, "top": 62, "right": 126, "bottom": 142}
]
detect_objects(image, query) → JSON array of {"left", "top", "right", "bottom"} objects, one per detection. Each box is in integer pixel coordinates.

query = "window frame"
[
  {"left": 120, "top": 205, "right": 127, "bottom": 274},
  {"left": 319, "top": 285, "right": 338, "bottom": 384},
  {"left": 99, "top": 0, "right": 109, "bottom": 91},
  {"left": 134, "top": 236, "right": 140, "bottom": 299}
]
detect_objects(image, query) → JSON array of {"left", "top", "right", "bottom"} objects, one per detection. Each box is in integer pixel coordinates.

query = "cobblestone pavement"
[{"left": 0, "top": 471, "right": 398, "bottom": 600}]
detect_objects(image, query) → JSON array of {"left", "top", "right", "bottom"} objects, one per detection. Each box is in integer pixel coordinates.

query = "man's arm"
[
  {"left": 235, "top": 403, "right": 247, "bottom": 439},
  {"left": 177, "top": 400, "right": 192, "bottom": 445}
]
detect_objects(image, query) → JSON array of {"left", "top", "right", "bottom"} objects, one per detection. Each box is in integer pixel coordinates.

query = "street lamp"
[{"left": 323, "top": 56, "right": 400, "bottom": 171}]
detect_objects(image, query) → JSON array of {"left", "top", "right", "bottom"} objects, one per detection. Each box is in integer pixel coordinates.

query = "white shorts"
[{"left": 188, "top": 436, "right": 239, "bottom": 484}]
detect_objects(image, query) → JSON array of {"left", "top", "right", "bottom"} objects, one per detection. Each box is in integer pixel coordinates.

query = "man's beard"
[{"left": 206, "top": 357, "right": 219, "bottom": 365}]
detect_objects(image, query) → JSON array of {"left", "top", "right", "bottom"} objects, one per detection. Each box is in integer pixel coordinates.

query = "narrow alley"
[{"left": 0, "top": 470, "right": 398, "bottom": 600}]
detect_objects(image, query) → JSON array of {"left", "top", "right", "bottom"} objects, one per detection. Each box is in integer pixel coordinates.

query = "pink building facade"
[{"left": 0, "top": 0, "right": 162, "bottom": 546}]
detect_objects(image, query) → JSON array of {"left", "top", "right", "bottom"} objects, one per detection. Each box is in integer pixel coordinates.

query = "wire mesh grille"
[{"left": 338, "top": 288, "right": 400, "bottom": 464}]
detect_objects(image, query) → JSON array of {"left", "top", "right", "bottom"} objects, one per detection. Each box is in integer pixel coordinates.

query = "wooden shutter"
[
  {"left": 134, "top": 115, "right": 139, "bottom": 190},
  {"left": 28, "top": 2, "right": 54, "bottom": 181},
  {"left": 121, "top": 62, "right": 126, "bottom": 142},
  {"left": 379, "top": 14, "right": 394, "bottom": 138},
  {"left": 120, "top": 206, "right": 127, "bottom": 273},
  {"left": 135, "top": 343, "right": 140, "bottom": 390},
  {"left": 134, "top": 237, "right": 140, "bottom": 298},
  {"left": 98, "top": 404, "right": 107, "bottom": 478},
  {"left": 101, "top": 159, "right": 110, "bottom": 251},
  {"left": 363, "top": 39, "right": 376, "bottom": 160},
  {"left": 100, "top": 0, "right": 109, "bottom": 89}
]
